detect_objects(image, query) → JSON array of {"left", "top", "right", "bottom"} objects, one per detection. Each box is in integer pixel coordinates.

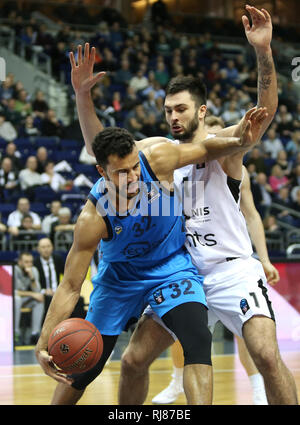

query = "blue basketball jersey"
[{"left": 88, "top": 151, "right": 186, "bottom": 267}]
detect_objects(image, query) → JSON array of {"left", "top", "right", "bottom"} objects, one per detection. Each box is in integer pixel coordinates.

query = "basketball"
[{"left": 48, "top": 318, "right": 103, "bottom": 374}]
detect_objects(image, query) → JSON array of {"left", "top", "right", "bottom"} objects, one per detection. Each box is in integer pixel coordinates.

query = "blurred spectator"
[
  {"left": 14, "top": 89, "right": 32, "bottom": 116},
  {"left": 114, "top": 58, "right": 133, "bottom": 85},
  {"left": 0, "top": 79, "right": 14, "bottom": 105},
  {"left": 275, "top": 150, "right": 292, "bottom": 175},
  {"left": 268, "top": 164, "right": 289, "bottom": 194},
  {"left": 272, "top": 187, "right": 295, "bottom": 226},
  {"left": 12, "top": 214, "right": 39, "bottom": 251},
  {"left": 7, "top": 197, "right": 41, "bottom": 236},
  {"left": 124, "top": 103, "right": 148, "bottom": 139},
  {"left": 251, "top": 172, "right": 273, "bottom": 218},
  {"left": 242, "top": 70, "right": 257, "bottom": 101},
  {"left": 275, "top": 104, "right": 294, "bottom": 136},
  {"left": 109, "top": 21, "right": 124, "bottom": 53},
  {"left": 221, "top": 101, "right": 242, "bottom": 126},
  {"left": 264, "top": 215, "right": 280, "bottom": 233},
  {"left": 4, "top": 98, "right": 23, "bottom": 128},
  {"left": 19, "top": 155, "right": 43, "bottom": 193},
  {"left": 41, "top": 200, "right": 61, "bottom": 235},
  {"left": 51, "top": 41, "right": 69, "bottom": 80},
  {"left": 290, "top": 164, "right": 300, "bottom": 188},
  {"left": 129, "top": 69, "right": 149, "bottom": 93},
  {"left": 14, "top": 251, "right": 44, "bottom": 345},
  {"left": 32, "top": 90, "right": 49, "bottom": 118},
  {"left": 286, "top": 130, "right": 300, "bottom": 157},
  {"left": 41, "top": 161, "right": 68, "bottom": 192},
  {"left": 0, "top": 157, "right": 19, "bottom": 201},
  {"left": 40, "top": 109, "right": 65, "bottom": 137},
  {"left": 245, "top": 147, "right": 267, "bottom": 174},
  {"left": 98, "top": 47, "right": 118, "bottom": 72},
  {"left": 50, "top": 207, "right": 75, "bottom": 251},
  {"left": 122, "top": 85, "right": 139, "bottom": 111},
  {"left": 222, "top": 60, "right": 239, "bottom": 83},
  {"left": 0, "top": 112, "right": 17, "bottom": 141},
  {"left": 263, "top": 128, "right": 284, "bottom": 159},
  {"left": 19, "top": 114, "right": 40, "bottom": 137},
  {"left": 36, "top": 146, "right": 49, "bottom": 174},
  {"left": 3, "top": 142, "right": 22, "bottom": 171},
  {"left": 292, "top": 103, "right": 300, "bottom": 129},
  {"left": 154, "top": 60, "right": 169, "bottom": 88},
  {"left": 34, "top": 238, "right": 63, "bottom": 297},
  {"left": 34, "top": 23, "right": 54, "bottom": 54}
]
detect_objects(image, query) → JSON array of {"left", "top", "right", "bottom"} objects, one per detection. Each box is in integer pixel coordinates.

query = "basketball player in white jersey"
[
  {"left": 151, "top": 116, "right": 280, "bottom": 405},
  {"left": 69, "top": 5, "right": 298, "bottom": 404}
]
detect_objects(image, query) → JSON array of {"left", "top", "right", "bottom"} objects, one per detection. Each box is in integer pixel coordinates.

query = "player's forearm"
[
  {"left": 256, "top": 46, "right": 278, "bottom": 116},
  {"left": 246, "top": 211, "right": 270, "bottom": 263},
  {"left": 204, "top": 136, "right": 245, "bottom": 161},
  {"left": 36, "top": 282, "right": 81, "bottom": 351},
  {"left": 76, "top": 92, "right": 104, "bottom": 156}
]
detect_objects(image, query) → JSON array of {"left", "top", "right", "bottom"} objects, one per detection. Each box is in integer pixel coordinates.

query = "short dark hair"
[
  {"left": 165, "top": 76, "right": 207, "bottom": 107},
  {"left": 18, "top": 251, "right": 33, "bottom": 260},
  {"left": 92, "top": 127, "right": 136, "bottom": 168}
]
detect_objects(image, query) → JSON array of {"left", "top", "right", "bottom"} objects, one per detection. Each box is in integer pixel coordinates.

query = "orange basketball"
[{"left": 48, "top": 318, "right": 103, "bottom": 374}]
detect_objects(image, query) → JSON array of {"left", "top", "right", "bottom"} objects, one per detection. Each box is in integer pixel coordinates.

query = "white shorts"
[{"left": 144, "top": 257, "right": 275, "bottom": 339}]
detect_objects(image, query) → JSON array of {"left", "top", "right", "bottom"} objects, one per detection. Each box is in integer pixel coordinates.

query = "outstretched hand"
[
  {"left": 242, "top": 5, "right": 272, "bottom": 50},
  {"left": 69, "top": 43, "right": 106, "bottom": 95},
  {"left": 240, "top": 106, "right": 268, "bottom": 148}
]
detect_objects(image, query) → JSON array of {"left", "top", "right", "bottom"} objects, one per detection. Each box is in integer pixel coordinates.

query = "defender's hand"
[{"left": 242, "top": 5, "right": 272, "bottom": 51}]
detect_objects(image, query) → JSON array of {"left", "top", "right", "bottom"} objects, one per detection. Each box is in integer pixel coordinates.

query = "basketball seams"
[
  {"left": 48, "top": 328, "right": 94, "bottom": 355},
  {"left": 58, "top": 329, "right": 98, "bottom": 368},
  {"left": 48, "top": 318, "right": 103, "bottom": 373}
]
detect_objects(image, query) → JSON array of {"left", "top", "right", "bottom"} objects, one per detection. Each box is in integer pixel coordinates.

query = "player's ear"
[
  {"left": 198, "top": 104, "right": 207, "bottom": 121},
  {"left": 96, "top": 164, "right": 106, "bottom": 178}
]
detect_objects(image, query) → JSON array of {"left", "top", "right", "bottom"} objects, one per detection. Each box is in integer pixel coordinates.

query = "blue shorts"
[{"left": 86, "top": 249, "right": 206, "bottom": 335}]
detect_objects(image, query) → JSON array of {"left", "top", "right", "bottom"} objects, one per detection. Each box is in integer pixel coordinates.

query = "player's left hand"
[
  {"left": 261, "top": 261, "right": 280, "bottom": 286},
  {"left": 242, "top": 5, "right": 272, "bottom": 51}
]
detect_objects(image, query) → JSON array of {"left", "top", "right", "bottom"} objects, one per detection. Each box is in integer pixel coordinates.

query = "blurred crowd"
[{"left": 0, "top": 3, "right": 300, "bottom": 258}]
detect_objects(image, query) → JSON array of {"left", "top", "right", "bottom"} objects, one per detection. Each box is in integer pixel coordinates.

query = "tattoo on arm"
[{"left": 257, "top": 52, "right": 274, "bottom": 104}]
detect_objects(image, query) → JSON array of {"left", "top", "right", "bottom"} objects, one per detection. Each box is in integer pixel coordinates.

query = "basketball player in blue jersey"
[
  {"left": 35, "top": 120, "right": 263, "bottom": 404},
  {"left": 64, "top": 6, "right": 298, "bottom": 405}
]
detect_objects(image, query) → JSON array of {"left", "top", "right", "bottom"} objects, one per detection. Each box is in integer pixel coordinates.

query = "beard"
[{"left": 172, "top": 112, "right": 199, "bottom": 142}]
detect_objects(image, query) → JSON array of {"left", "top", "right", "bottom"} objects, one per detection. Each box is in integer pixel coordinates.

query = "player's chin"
[{"left": 127, "top": 189, "right": 139, "bottom": 199}]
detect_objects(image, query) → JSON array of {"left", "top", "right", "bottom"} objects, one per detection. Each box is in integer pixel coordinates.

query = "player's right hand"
[
  {"left": 69, "top": 42, "right": 106, "bottom": 95},
  {"left": 240, "top": 107, "right": 268, "bottom": 148},
  {"left": 35, "top": 348, "right": 74, "bottom": 385}
]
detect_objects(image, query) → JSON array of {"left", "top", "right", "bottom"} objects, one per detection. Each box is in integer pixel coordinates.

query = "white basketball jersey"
[{"left": 173, "top": 137, "right": 253, "bottom": 274}]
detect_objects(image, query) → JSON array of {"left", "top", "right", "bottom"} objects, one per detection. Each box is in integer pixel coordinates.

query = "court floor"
[{"left": 1, "top": 332, "right": 299, "bottom": 405}]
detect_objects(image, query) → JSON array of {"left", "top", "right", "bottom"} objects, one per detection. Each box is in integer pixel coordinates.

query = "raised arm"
[
  {"left": 70, "top": 44, "right": 105, "bottom": 156},
  {"left": 240, "top": 166, "right": 279, "bottom": 285},
  {"left": 35, "top": 200, "right": 107, "bottom": 384},
  {"left": 70, "top": 43, "right": 166, "bottom": 156},
  {"left": 215, "top": 6, "right": 277, "bottom": 140}
]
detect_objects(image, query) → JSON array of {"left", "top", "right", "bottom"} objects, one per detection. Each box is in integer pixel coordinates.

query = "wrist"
[
  {"left": 76, "top": 90, "right": 92, "bottom": 100},
  {"left": 260, "top": 258, "right": 270, "bottom": 264},
  {"left": 254, "top": 45, "right": 272, "bottom": 55}
]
